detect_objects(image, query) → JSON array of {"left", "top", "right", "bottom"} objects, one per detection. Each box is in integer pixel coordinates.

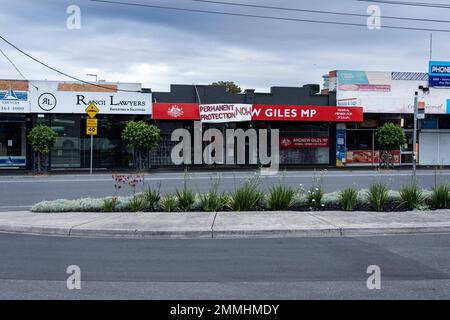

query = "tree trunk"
[{"left": 37, "top": 153, "right": 41, "bottom": 173}]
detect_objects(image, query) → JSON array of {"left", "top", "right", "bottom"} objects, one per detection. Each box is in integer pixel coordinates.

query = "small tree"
[
  {"left": 122, "top": 121, "right": 160, "bottom": 170},
  {"left": 211, "top": 81, "right": 242, "bottom": 94},
  {"left": 376, "top": 123, "right": 406, "bottom": 169},
  {"left": 28, "top": 125, "right": 58, "bottom": 172}
]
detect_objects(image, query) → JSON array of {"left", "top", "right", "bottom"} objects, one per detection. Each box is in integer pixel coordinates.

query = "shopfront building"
[
  {"left": 28, "top": 80, "right": 152, "bottom": 170},
  {"left": 0, "top": 79, "right": 153, "bottom": 170},
  {"left": 151, "top": 84, "right": 363, "bottom": 167},
  {"left": 0, "top": 80, "right": 31, "bottom": 168},
  {"left": 328, "top": 69, "right": 450, "bottom": 166}
]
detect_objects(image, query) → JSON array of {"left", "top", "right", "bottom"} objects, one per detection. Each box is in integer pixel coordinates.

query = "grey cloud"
[{"left": 0, "top": 0, "right": 449, "bottom": 91}]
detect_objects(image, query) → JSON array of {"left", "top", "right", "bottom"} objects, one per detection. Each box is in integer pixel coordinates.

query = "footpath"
[{"left": 0, "top": 210, "right": 449, "bottom": 239}]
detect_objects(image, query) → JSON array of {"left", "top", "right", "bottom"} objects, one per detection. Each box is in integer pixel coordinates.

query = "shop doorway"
[{"left": 0, "top": 115, "right": 27, "bottom": 168}]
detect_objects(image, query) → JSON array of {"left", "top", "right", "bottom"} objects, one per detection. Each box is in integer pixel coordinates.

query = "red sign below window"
[
  {"left": 280, "top": 136, "right": 330, "bottom": 149},
  {"left": 251, "top": 105, "right": 363, "bottom": 122},
  {"left": 153, "top": 103, "right": 200, "bottom": 120},
  {"left": 346, "top": 150, "right": 401, "bottom": 164}
]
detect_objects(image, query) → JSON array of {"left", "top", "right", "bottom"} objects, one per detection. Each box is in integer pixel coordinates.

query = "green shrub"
[
  {"left": 28, "top": 125, "right": 58, "bottom": 172},
  {"left": 376, "top": 123, "right": 406, "bottom": 150},
  {"left": 400, "top": 184, "right": 424, "bottom": 210},
  {"left": 175, "top": 175, "right": 195, "bottom": 211},
  {"left": 230, "top": 177, "right": 263, "bottom": 211},
  {"left": 306, "top": 186, "right": 324, "bottom": 207},
  {"left": 431, "top": 184, "right": 450, "bottom": 209},
  {"left": 121, "top": 121, "right": 160, "bottom": 169},
  {"left": 305, "top": 170, "right": 326, "bottom": 207},
  {"left": 367, "top": 183, "right": 389, "bottom": 211},
  {"left": 200, "top": 192, "right": 224, "bottom": 212},
  {"left": 127, "top": 195, "right": 145, "bottom": 212},
  {"left": 267, "top": 184, "right": 296, "bottom": 211},
  {"left": 143, "top": 183, "right": 161, "bottom": 210},
  {"left": 339, "top": 188, "right": 358, "bottom": 211},
  {"left": 199, "top": 178, "right": 226, "bottom": 212},
  {"left": 161, "top": 194, "right": 177, "bottom": 212},
  {"left": 102, "top": 197, "right": 117, "bottom": 212}
]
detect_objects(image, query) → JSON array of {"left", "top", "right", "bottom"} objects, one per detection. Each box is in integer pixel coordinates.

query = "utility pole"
[
  {"left": 412, "top": 91, "right": 418, "bottom": 181},
  {"left": 90, "top": 134, "right": 93, "bottom": 175}
]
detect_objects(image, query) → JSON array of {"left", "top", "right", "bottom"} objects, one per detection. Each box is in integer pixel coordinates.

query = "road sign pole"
[
  {"left": 85, "top": 103, "right": 99, "bottom": 175},
  {"left": 412, "top": 91, "right": 418, "bottom": 182},
  {"left": 90, "top": 134, "right": 93, "bottom": 175}
]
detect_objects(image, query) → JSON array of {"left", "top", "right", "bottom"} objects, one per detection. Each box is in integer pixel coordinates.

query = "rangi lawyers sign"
[
  {"left": 30, "top": 89, "right": 152, "bottom": 114},
  {"left": 429, "top": 61, "right": 450, "bottom": 87}
]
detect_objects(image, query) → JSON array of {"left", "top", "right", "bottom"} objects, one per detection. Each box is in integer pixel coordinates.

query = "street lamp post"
[
  {"left": 86, "top": 74, "right": 98, "bottom": 83},
  {"left": 412, "top": 91, "right": 418, "bottom": 182}
]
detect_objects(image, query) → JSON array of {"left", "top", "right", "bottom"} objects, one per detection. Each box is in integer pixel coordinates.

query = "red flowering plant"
[
  {"left": 113, "top": 174, "right": 126, "bottom": 194},
  {"left": 103, "top": 174, "right": 128, "bottom": 212},
  {"left": 126, "top": 174, "right": 144, "bottom": 195}
]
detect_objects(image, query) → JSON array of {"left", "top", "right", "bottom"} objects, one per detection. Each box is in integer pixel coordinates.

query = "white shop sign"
[
  {"left": 29, "top": 89, "right": 152, "bottom": 115},
  {"left": 199, "top": 104, "right": 252, "bottom": 123},
  {"left": 0, "top": 89, "right": 30, "bottom": 113}
]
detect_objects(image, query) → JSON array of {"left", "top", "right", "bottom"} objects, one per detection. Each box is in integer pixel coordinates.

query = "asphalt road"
[
  {"left": 0, "top": 169, "right": 449, "bottom": 210},
  {"left": 0, "top": 233, "right": 449, "bottom": 299}
]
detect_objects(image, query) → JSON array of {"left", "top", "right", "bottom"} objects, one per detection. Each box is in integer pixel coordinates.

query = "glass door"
[
  {"left": 401, "top": 130, "right": 414, "bottom": 164},
  {"left": 0, "top": 119, "right": 26, "bottom": 168}
]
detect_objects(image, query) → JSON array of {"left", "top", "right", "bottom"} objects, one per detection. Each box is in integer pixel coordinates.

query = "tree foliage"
[
  {"left": 28, "top": 125, "right": 58, "bottom": 154},
  {"left": 122, "top": 121, "right": 160, "bottom": 152},
  {"left": 211, "top": 81, "right": 242, "bottom": 94},
  {"left": 122, "top": 121, "right": 160, "bottom": 170},
  {"left": 376, "top": 123, "right": 406, "bottom": 150}
]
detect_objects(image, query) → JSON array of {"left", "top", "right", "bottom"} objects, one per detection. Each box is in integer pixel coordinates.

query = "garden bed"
[
  {"left": 31, "top": 188, "right": 449, "bottom": 213},
  {"left": 30, "top": 174, "right": 450, "bottom": 213}
]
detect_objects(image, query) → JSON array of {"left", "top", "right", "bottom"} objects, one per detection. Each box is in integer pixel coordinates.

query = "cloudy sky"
[{"left": 1, "top": 0, "right": 449, "bottom": 92}]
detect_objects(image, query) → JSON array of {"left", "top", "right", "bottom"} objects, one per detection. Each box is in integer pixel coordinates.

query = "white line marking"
[{"left": 0, "top": 172, "right": 448, "bottom": 183}]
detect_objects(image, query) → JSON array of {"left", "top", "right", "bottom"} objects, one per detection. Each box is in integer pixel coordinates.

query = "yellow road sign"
[
  {"left": 85, "top": 103, "right": 100, "bottom": 118},
  {"left": 86, "top": 126, "right": 97, "bottom": 135},
  {"left": 86, "top": 118, "right": 98, "bottom": 127}
]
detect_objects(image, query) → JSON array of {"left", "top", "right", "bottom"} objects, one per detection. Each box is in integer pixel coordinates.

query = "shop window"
[
  {"left": 346, "top": 130, "right": 373, "bottom": 150},
  {"left": 84, "top": 115, "right": 136, "bottom": 169},
  {"left": 272, "top": 123, "right": 330, "bottom": 165},
  {"left": 439, "top": 117, "right": 450, "bottom": 129},
  {"left": 0, "top": 116, "right": 26, "bottom": 168},
  {"left": 50, "top": 115, "right": 81, "bottom": 168}
]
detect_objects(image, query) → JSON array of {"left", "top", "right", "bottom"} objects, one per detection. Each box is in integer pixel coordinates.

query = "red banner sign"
[
  {"left": 153, "top": 103, "right": 200, "bottom": 120},
  {"left": 152, "top": 103, "right": 363, "bottom": 122},
  {"left": 251, "top": 105, "right": 363, "bottom": 122},
  {"left": 280, "top": 136, "right": 330, "bottom": 149}
]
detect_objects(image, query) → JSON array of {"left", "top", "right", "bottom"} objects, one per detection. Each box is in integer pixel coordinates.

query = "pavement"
[
  {"left": 1, "top": 169, "right": 449, "bottom": 211},
  {"left": 0, "top": 209, "right": 449, "bottom": 239},
  {"left": 1, "top": 232, "right": 450, "bottom": 299}
]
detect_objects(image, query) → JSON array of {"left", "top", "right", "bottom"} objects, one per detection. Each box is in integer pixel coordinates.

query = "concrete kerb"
[{"left": 0, "top": 210, "right": 449, "bottom": 239}]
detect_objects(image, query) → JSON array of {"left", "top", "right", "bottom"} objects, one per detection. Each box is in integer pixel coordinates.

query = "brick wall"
[
  {"left": 0, "top": 80, "right": 28, "bottom": 91},
  {"left": 57, "top": 83, "right": 117, "bottom": 92}
]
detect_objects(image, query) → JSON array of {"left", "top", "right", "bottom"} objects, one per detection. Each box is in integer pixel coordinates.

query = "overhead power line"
[
  {"left": 192, "top": 0, "right": 450, "bottom": 24},
  {"left": 0, "top": 46, "right": 39, "bottom": 90},
  {"left": 357, "top": 0, "right": 450, "bottom": 9},
  {"left": 0, "top": 47, "right": 28, "bottom": 81},
  {"left": 88, "top": 0, "right": 450, "bottom": 33},
  {"left": 0, "top": 35, "right": 141, "bottom": 93}
]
